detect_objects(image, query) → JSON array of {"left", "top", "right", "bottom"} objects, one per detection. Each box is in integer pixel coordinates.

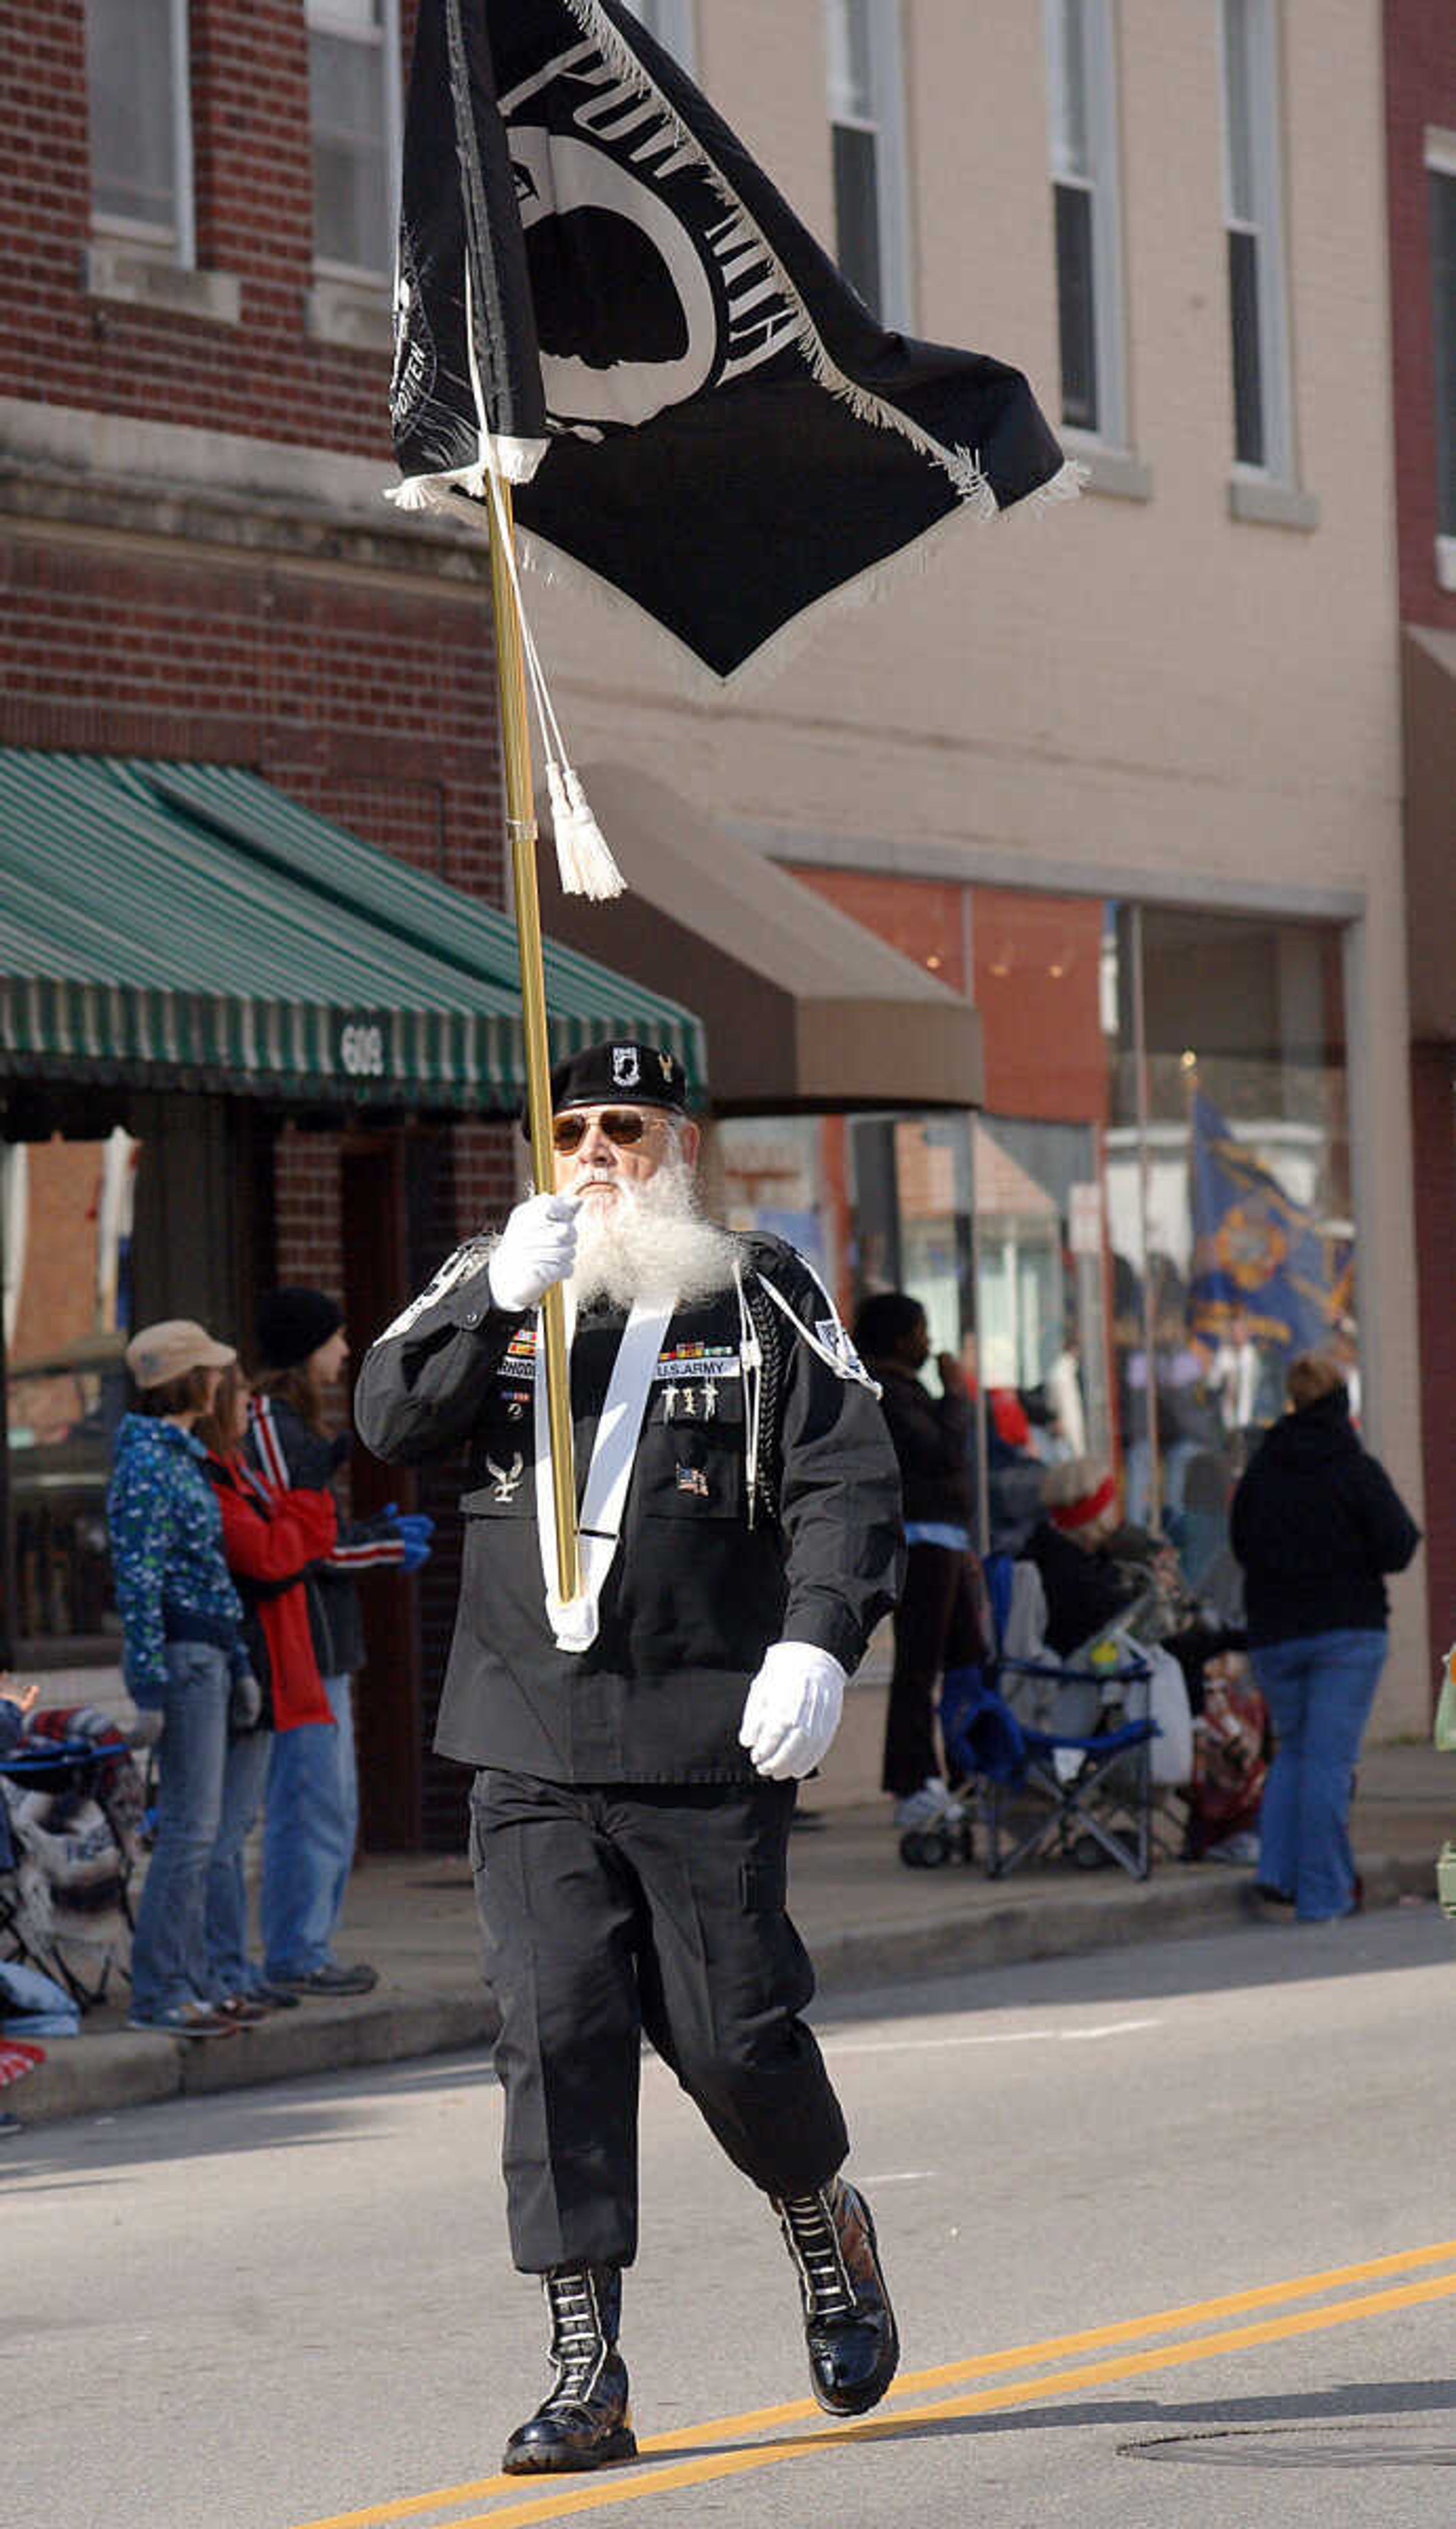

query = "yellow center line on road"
[{"left": 288, "top": 2238, "right": 1456, "bottom": 2529}]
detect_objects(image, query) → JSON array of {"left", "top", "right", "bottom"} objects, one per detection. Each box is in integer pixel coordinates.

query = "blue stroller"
[{"left": 903, "top": 1553, "right": 1159, "bottom": 1879}]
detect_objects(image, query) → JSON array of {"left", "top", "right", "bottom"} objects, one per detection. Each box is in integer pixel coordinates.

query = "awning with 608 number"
[{"left": 0, "top": 751, "right": 703, "bottom": 1109}]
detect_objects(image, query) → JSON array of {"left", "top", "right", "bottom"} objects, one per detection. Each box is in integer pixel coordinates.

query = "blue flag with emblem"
[{"left": 1187, "top": 1090, "right": 1342, "bottom": 1356}]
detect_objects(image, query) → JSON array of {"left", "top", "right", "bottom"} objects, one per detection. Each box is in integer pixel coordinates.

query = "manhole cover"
[{"left": 1120, "top": 2421, "right": 1456, "bottom": 2469}]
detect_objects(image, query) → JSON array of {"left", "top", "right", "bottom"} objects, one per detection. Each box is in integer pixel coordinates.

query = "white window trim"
[
  {"left": 1437, "top": 537, "right": 1456, "bottom": 591},
  {"left": 1220, "top": 0, "right": 1295, "bottom": 488},
  {"left": 88, "top": 0, "right": 195, "bottom": 268},
  {"left": 826, "top": 2, "right": 914, "bottom": 332},
  {"left": 1043, "top": 0, "right": 1130, "bottom": 454},
  {"left": 637, "top": 0, "right": 697, "bottom": 69},
  {"left": 305, "top": 0, "right": 404, "bottom": 284}
]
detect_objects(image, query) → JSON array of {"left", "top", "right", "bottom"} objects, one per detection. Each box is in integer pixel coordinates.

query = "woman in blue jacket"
[{"left": 107, "top": 1318, "right": 248, "bottom": 2039}]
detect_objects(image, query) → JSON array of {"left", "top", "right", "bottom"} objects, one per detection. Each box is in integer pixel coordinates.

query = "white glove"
[
  {"left": 487, "top": 1193, "right": 581, "bottom": 1314},
  {"left": 738, "top": 1642, "right": 846, "bottom": 1781}
]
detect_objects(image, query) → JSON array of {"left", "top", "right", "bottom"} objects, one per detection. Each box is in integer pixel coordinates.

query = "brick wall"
[
  {"left": 0, "top": 0, "right": 407, "bottom": 462},
  {"left": 1384, "top": 0, "right": 1456, "bottom": 632}
]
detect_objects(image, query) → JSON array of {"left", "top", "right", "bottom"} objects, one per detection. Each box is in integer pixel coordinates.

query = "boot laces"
[
  {"left": 780, "top": 2187, "right": 855, "bottom": 2321},
  {"left": 545, "top": 2269, "right": 607, "bottom": 2403}
]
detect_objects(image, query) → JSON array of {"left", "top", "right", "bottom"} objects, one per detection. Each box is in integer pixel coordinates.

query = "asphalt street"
[{"left": 6, "top": 1905, "right": 1452, "bottom": 2529}]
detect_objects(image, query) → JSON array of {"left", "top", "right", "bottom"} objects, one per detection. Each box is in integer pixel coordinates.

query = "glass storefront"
[{"left": 715, "top": 887, "right": 1356, "bottom": 1608}]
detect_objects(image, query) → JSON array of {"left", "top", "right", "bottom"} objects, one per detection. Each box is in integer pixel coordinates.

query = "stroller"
[
  {"left": 903, "top": 1553, "right": 1159, "bottom": 1879},
  {"left": 0, "top": 1706, "right": 145, "bottom": 2006}
]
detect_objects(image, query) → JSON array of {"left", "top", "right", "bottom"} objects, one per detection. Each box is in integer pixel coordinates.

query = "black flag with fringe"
[{"left": 392, "top": 0, "right": 1072, "bottom": 681}]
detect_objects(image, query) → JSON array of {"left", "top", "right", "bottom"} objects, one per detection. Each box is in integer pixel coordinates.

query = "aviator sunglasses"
[{"left": 551, "top": 1106, "right": 666, "bottom": 1155}]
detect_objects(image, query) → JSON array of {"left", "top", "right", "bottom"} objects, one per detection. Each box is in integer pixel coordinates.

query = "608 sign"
[{"left": 338, "top": 1018, "right": 387, "bottom": 1080}]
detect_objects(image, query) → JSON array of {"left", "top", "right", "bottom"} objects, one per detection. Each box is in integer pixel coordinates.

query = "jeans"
[
  {"left": 1251, "top": 1628, "right": 1386, "bottom": 1920},
  {"left": 260, "top": 1674, "right": 357, "bottom": 1977},
  {"left": 204, "top": 1728, "right": 272, "bottom": 1998},
  {"left": 129, "top": 1641, "right": 231, "bottom": 2018}
]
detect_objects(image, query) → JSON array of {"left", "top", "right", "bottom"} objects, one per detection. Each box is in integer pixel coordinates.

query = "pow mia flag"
[{"left": 393, "top": 0, "right": 1073, "bottom": 681}]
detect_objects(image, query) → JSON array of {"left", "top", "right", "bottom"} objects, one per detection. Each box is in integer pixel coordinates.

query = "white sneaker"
[{"left": 893, "top": 1778, "right": 964, "bottom": 1831}]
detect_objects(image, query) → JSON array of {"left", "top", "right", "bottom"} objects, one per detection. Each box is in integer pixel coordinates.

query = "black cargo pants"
[{"left": 468, "top": 1768, "right": 849, "bottom": 2273}]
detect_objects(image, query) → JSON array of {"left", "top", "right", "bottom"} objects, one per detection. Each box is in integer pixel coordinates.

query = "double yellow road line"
[{"left": 292, "top": 2237, "right": 1456, "bottom": 2529}]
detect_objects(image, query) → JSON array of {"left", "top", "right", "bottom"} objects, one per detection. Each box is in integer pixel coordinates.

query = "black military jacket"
[{"left": 354, "top": 1234, "right": 902, "bottom": 1782}]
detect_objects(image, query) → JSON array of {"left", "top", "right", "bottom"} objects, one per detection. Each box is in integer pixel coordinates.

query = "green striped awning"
[{"left": 0, "top": 752, "right": 705, "bottom": 1107}]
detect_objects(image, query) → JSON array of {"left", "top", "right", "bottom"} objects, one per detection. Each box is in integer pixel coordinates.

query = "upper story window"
[
  {"left": 1219, "top": 0, "right": 1293, "bottom": 479},
  {"left": 84, "top": 0, "right": 195, "bottom": 263},
  {"left": 1428, "top": 130, "right": 1456, "bottom": 556},
  {"left": 307, "top": 0, "right": 402, "bottom": 281},
  {"left": 634, "top": 0, "right": 697, "bottom": 69},
  {"left": 825, "top": 1, "right": 912, "bottom": 327},
  {"left": 1043, "top": 0, "right": 1127, "bottom": 446}
]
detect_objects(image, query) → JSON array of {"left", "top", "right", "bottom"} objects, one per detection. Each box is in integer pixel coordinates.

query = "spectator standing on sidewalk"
[
  {"left": 249, "top": 1290, "right": 432, "bottom": 1998},
  {"left": 107, "top": 1320, "right": 249, "bottom": 2041},
  {"left": 1231, "top": 1352, "right": 1420, "bottom": 1923},
  {"left": 851, "top": 1292, "right": 983, "bottom": 1831},
  {"left": 196, "top": 1362, "right": 339, "bottom": 2018}
]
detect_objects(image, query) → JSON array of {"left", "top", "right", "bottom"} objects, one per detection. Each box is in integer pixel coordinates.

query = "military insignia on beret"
[{"left": 611, "top": 1045, "right": 642, "bottom": 1089}]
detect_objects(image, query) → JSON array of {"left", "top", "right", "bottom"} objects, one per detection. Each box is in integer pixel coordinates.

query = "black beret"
[{"left": 520, "top": 1040, "right": 689, "bottom": 1138}]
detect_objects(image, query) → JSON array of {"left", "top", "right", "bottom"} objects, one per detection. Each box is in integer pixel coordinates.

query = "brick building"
[
  {"left": 0, "top": 0, "right": 699, "bottom": 1845},
  {"left": 1383, "top": 0, "right": 1456, "bottom": 1681}
]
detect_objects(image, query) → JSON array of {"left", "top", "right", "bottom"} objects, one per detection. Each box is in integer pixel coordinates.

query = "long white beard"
[{"left": 568, "top": 1151, "right": 738, "bottom": 1312}]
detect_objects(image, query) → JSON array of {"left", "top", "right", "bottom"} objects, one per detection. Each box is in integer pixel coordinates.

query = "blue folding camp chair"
[{"left": 929, "top": 1553, "right": 1160, "bottom": 1881}]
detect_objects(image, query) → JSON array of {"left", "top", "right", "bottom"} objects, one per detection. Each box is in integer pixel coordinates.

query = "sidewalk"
[{"left": 9, "top": 1702, "right": 1450, "bottom": 2132}]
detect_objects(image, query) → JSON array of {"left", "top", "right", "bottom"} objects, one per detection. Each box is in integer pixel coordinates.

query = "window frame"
[
  {"left": 635, "top": 0, "right": 697, "bottom": 70},
  {"left": 1042, "top": 0, "right": 1129, "bottom": 452},
  {"left": 1426, "top": 126, "right": 1456, "bottom": 581},
  {"left": 824, "top": 0, "right": 914, "bottom": 331},
  {"left": 86, "top": 0, "right": 196, "bottom": 268},
  {"left": 1219, "top": 0, "right": 1295, "bottom": 487},
  {"left": 306, "top": 0, "right": 405, "bottom": 288}
]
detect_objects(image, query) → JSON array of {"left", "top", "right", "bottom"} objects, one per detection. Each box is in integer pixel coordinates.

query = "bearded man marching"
[{"left": 355, "top": 1039, "right": 903, "bottom": 2475}]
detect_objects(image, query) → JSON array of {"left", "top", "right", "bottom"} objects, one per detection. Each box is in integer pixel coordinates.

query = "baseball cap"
[{"left": 125, "top": 1320, "right": 236, "bottom": 1390}]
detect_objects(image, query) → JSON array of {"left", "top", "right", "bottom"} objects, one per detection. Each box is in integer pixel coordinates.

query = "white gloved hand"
[
  {"left": 738, "top": 1642, "right": 847, "bottom": 1781},
  {"left": 487, "top": 1193, "right": 581, "bottom": 1314}
]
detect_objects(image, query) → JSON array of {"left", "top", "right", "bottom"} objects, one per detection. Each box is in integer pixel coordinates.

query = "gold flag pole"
[{"left": 487, "top": 482, "right": 581, "bottom": 1605}]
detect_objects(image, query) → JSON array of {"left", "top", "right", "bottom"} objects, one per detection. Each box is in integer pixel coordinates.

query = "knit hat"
[
  {"left": 1044, "top": 1457, "right": 1119, "bottom": 1535},
  {"left": 521, "top": 1039, "right": 689, "bottom": 1137},
  {"left": 254, "top": 1287, "right": 344, "bottom": 1372},
  {"left": 126, "top": 1320, "right": 235, "bottom": 1390}
]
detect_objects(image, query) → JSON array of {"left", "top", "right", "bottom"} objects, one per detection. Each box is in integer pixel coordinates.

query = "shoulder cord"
[
  {"left": 733, "top": 1261, "right": 784, "bottom": 1530},
  {"left": 754, "top": 1267, "right": 882, "bottom": 1396}
]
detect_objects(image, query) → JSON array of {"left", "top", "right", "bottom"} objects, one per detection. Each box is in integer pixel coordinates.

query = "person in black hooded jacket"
[
  {"left": 1230, "top": 1351, "right": 1419, "bottom": 1922},
  {"left": 853, "top": 1293, "right": 984, "bottom": 1829}
]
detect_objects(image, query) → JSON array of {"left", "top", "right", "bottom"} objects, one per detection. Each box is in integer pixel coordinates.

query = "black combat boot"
[
  {"left": 501, "top": 2264, "right": 637, "bottom": 2475},
  {"left": 775, "top": 2177, "right": 900, "bottom": 2417}
]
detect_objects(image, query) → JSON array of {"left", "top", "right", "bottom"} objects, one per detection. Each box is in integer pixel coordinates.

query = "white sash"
[{"left": 534, "top": 1289, "right": 676, "bottom": 1655}]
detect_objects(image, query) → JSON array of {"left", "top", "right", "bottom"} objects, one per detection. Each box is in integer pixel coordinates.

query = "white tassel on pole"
[{"left": 481, "top": 465, "right": 626, "bottom": 901}]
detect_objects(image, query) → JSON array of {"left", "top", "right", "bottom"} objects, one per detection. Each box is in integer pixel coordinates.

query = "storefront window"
[
  {"left": 723, "top": 885, "right": 1357, "bottom": 1608},
  {"left": 3, "top": 1130, "right": 136, "bottom": 1653}
]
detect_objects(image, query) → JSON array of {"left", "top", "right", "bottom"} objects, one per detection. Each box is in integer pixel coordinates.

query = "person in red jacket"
[{"left": 196, "top": 1364, "right": 338, "bottom": 2017}]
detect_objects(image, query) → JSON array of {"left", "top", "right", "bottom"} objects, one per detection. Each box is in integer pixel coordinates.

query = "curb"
[
  {"left": 810, "top": 1852, "right": 1434, "bottom": 1992},
  {"left": 7, "top": 1855, "right": 1436, "bottom": 2132}
]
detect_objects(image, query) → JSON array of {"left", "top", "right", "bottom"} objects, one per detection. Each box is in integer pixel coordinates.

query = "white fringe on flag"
[
  {"left": 388, "top": 433, "right": 549, "bottom": 510},
  {"left": 557, "top": 0, "right": 1080, "bottom": 517}
]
